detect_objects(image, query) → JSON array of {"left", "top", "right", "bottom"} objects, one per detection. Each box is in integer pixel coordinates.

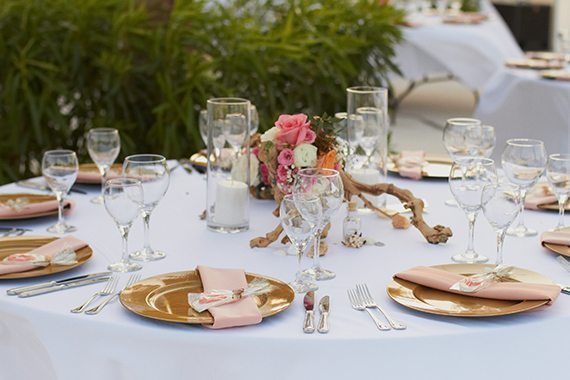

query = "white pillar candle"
[
  {"left": 348, "top": 168, "right": 382, "bottom": 208},
  {"left": 214, "top": 179, "right": 248, "bottom": 226}
]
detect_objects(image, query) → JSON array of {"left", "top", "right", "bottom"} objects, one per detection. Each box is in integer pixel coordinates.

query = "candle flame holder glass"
[{"left": 206, "top": 98, "right": 251, "bottom": 233}]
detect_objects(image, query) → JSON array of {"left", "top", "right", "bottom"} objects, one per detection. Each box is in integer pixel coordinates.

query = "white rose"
[
  {"left": 260, "top": 127, "right": 280, "bottom": 143},
  {"left": 293, "top": 143, "right": 317, "bottom": 168},
  {"left": 231, "top": 153, "right": 260, "bottom": 186}
]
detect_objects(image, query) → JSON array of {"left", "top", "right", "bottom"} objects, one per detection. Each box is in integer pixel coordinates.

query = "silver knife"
[
  {"left": 7, "top": 271, "right": 112, "bottom": 295},
  {"left": 556, "top": 256, "right": 570, "bottom": 295},
  {"left": 17, "top": 276, "right": 111, "bottom": 297},
  {"left": 303, "top": 291, "right": 315, "bottom": 333},
  {"left": 317, "top": 295, "right": 330, "bottom": 333}
]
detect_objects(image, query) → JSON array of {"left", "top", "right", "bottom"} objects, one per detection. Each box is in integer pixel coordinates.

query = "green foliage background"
[{"left": 0, "top": 0, "right": 403, "bottom": 184}]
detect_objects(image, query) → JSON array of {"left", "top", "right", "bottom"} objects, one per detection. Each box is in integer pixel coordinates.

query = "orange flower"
[{"left": 317, "top": 150, "right": 337, "bottom": 170}]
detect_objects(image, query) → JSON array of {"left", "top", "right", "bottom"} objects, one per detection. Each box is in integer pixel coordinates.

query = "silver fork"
[
  {"left": 85, "top": 273, "right": 140, "bottom": 315},
  {"left": 356, "top": 283, "right": 406, "bottom": 330},
  {"left": 70, "top": 276, "right": 118, "bottom": 313},
  {"left": 347, "top": 288, "right": 390, "bottom": 331}
]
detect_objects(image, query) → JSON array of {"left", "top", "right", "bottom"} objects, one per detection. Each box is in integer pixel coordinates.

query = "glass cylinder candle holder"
[{"left": 206, "top": 98, "right": 251, "bottom": 233}]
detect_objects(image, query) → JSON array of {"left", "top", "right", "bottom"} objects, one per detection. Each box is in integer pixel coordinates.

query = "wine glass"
[
  {"left": 449, "top": 157, "right": 497, "bottom": 263},
  {"left": 467, "top": 124, "right": 496, "bottom": 158},
  {"left": 199, "top": 109, "right": 208, "bottom": 147},
  {"left": 42, "top": 150, "right": 79, "bottom": 234},
  {"left": 293, "top": 168, "right": 344, "bottom": 281},
  {"left": 280, "top": 194, "right": 320, "bottom": 293},
  {"left": 103, "top": 178, "right": 143, "bottom": 272},
  {"left": 482, "top": 182, "right": 521, "bottom": 265},
  {"left": 546, "top": 153, "right": 570, "bottom": 230},
  {"left": 87, "top": 128, "right": 121, "bottom": 204},
  {"left": 443, "top": 118, "right": 482, "bottom": 160},
  {"left": 123, "top": 154, "right": 170, "bottom": 261},
  {"left": 502, "top": 138, "right": 547, "bottom": 237},
  {"left": 250, "top": 105, "right": 259, "bottom": 136}
]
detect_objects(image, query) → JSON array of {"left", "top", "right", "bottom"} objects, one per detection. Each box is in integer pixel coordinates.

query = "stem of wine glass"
[
  {"left": 496, "top": 228, "right": 506, "bottom": 265},
  {"left": 516, "top": 188, "right": 528, "bottom": 230},
  {"left": 56, "top": 192, "right": 64, "bottom": 227},
  {"left": 312, "top": 225, "right": 322, "bottom": 271},
  {"left": 100, "top": 166, "right": 109, "bottom": 198},
  {"left": 142, "top": 210, "right": 152, "bottom": 252},
  {"left": 557, "top": 194, "right": 568, "bottom": 229},
  {"left": 466, "top": 211, "right": 477, "bottom": 255},
  {"left": 295, "top": 241, "right": 306, "bottom": 281},
  {"left": 119, "top": 225, "right": 131, "bottom": 265}
]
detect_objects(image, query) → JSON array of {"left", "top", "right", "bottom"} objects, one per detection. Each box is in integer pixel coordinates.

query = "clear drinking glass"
[
  {"left": 103, "top": 178, "right": 143, "bottom": 272},
  {"left": 443, "top": 118, "right": 482, "bottom": 160},
  {"left": 250, "top": 105, "right": 259, "bottom": 136},
  {"left": 280, "top": 194, "right": 320, "bottom": 293},
  {"left": 468, "top": 125, "right": 496, "bottom": 158},
  {"left": 502, "top": 138, "right": 547, "bottom": 237},
  {"left": 199, "top": 109, "right": 208, "bottom": 147},
  {"left": 123, "top": 154, "right": 170, "bottom": 261},
  {"left": 449, "top": 157, "right": 498, "bottom": 263},
  {"left": 546, "top": 153, "right": 570, "bottom": 230},
  {"left": 42, "top": 150, "right": 79, "bottom": 234},
  {"left": 482, "top": 182, "right": 521, "bottom": 264},
  {"left": 86, "top": 128, "right": 120, "bottom": 204},
  {"left": 293, "top": 168, "right": 344, "bottom": 281}
]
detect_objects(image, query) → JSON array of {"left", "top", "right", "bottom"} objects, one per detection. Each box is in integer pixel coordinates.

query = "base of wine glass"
[
  {"left": 129, "top": 248, "right": 166, "bottom": 262},
  {"left": 90, "top": 195, "right": 103, "bottom": 204},
  {"left": 108, "top": 261, "right": 142, "bottom": 272},
  {"left": 302, "top": 266, "right": 336, "bottom": 281},
  {"left": 289, "top": 278, "right": 318, "bottom": 293},
  {"left": 444, "top": 199, "right": 458, "bottom": 207},
  {"left": 207, "top": 225, "right": 249, "bottom": 234},
  {"left": 451, "top": 252, "right": 488, "bottom": 264},
  {"left": 47, "top": 222, "right": 77, "bottom": 234},
  {"left": 506, "top": 225, "right": 537, "bottom": 237}
]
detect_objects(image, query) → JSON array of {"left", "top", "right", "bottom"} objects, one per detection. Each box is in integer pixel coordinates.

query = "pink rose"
[
  {"left": 277, "top": 149, "right": 294, "bottom": 166},
  {"left": 251, "top": 147, "right": 260, "bottom": 158},
  {"left": 276, "top": 164, "right": 289, "bottom": 183},
  {"left": 275, "top": 114, "right": 316, "bottom": 147},
  {"left": 259, "top": 164, "right": 270, "bottom": 185}
]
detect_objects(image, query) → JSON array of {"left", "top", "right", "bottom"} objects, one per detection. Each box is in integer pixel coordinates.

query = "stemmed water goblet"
[
  {"left": 482, "top": 182, "right": 521, "bottom": 264},
  {"left": 42, "top": 150, "right": 79, "bottom": 234},
  {"left": 103, "top": 178, "right": 143, "bottom": 272},
  {"left": 546, "top": 153, "right": 570, "bottom": 230},
  {"left": 293, "top": 168, "right": 344, "bottom": 281},
  {"left": 280, "top": 194, "right": 320, "bottom": 293},
  {"left": 449, "top": 157, "right": 497, "bottom": 263},
  {"left": 123, "top": 154, "right": 170, "bottom": 261},
  {"left": 501, "top": 138, "right": 547, "bottom": 237},
  {"left": 86, "top": 128, "right": 120, "bottom": 204}
]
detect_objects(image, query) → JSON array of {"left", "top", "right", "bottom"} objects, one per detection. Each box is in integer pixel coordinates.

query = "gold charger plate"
[
  {"left": 120, "top": 270, "right": 295, "bottom": 324},
  {"left": 542, "top": 227, "right": 570, "bottom": 258},
  {"left": 387, "top": 264, "right": 552, "bottom": 317},
  {"left": 506, "top": 59, "right": 564, "bottom": 70},
  {"left": 0, "top": 236, "right": 93, "bottom": 279},
  {"left": 526, "top": 51, "right": 567, "bottom": 62},
  {"left": 541, "top": 70, "right": 570, "bottom": 82},
  {"left": 0, "top": 193, "right": 70, "bottom": 220},
  {"left": 387, "top": 156, "right": 452, "bottom": 179},
  {"left": 77, "top": 163, "right": 122, "bottom": 184},
  {"left": 537, "top": 200, "right": 570, "bottom": 212}
]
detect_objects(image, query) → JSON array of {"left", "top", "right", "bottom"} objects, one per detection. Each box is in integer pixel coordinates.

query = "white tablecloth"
[
  {"left": 1, "top": 167, "right": 569, "bottom": 379},
  {"left": 394, "top": 1, "right": 524, "bottom": 91},
  {"left": 475, "top": 67, "right": 570, "bottom": 160}
]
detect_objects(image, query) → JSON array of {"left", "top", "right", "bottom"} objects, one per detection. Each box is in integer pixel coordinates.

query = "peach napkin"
[
  {"left": 397, "top": 150, "right": 425, "bottom": 180},
  {"left": 395, "top": 266, "right": 560, "bottom": 303},
  {"left": 0, "top": 198, "right": 73, "bottom": 218},
  {"left": 196, "top": 265, "right": 262, "bottom": 329},
  {"left": 541, "top": 231, "right": 570, "bottom": 247},
  {"left": 76, "top": 169, "right": 121, "bottom": 183},
  {"left": 0, "top": 236, "right": 87, "bottom": 275},
  {"left": 525, "top": 193, "right": 558, "bottom": 210}
]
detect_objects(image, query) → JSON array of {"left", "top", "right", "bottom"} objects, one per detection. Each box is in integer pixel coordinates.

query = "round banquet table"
[{"left": 0, "top": 164, "right": 569, "bottom": 380}]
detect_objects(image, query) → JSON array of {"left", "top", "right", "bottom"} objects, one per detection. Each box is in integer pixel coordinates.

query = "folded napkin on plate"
[
  {"left": 525, "top": 193, "right": 558, "bottom": 210},
  {"left": 0, "top": 236, "right": 87, "bottom": 275},
  {"left": 397, "top": 150, "right": 425, "bottom": 180},
  {"left": 541, "top": 231, "right": 570, "bottom": 247},
  {"left": 76, "top": 169, "right": 121, "bottom": 183},
  {"left": 395, "top": 266, "right": 560, "bottom": 303},
  {"left": 0, "top": 197, "right": 73, "bottom": 218},
  {"left": 196, "top": 265, "right": 262, "bottom": 329}
]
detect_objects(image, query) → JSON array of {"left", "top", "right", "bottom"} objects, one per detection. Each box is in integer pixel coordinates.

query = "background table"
[{"left": 0, "top": 166, "right": 569, "bottom": 380}]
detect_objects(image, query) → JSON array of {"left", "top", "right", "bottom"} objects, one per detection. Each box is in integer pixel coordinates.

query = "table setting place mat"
[
  {"left": 540, "top": 70, "right": 570, "bottom": 82},
  {"left": 0, "top": 193, "right": 73, "bottom": 220},
  {"left": 387, "top": 151, "right": 452, "bottom": 180},
  {"left": 541, "top": 228, "right": 570, "bottom": 257},
  {"left": 120, "top": 266, "right": 295, "bottom": 329},
  {"left": 0, "top": 236, "right": 92, "bottom": 279},
  {"left": 76, "top": 163, "right": 122, "bottom": 184},
  {"left": 526, "top": 51, "right": 568, "bottom": 62},
  {"left": 505, "top": 59, "right": 565, "bottom": 70},
  {"left": 387, "top": 264, "right": 560, "bottom": 317}
]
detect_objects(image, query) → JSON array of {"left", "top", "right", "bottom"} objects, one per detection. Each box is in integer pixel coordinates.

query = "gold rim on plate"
[
  {"left": 76, "top": 163, "right": 122, "bottom": 184},
  {"left": 542, "top": 226, "right": 570, "bottom": 258},
  {"left": 120, "top": 270, "right": 295, "bottom": 324},
  {"left": 540, "top": 70, "right": 570, "bottom": 81},
  {"left": 537, "top": 200, "right": 570, "bottom": 212},
  {"left": 387, "top": 156, "right": 452, "bottom": 179},
  {"left": 0, "top": 236, "right": 93, "bottom": 279},
  {"left": 387, "top": 264, "right": 552, "bottom": 317},
  {"left": 0, "top": 193, "right": 70, "bottom": 220}
]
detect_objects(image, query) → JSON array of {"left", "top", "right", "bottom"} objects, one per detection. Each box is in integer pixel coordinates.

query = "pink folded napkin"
[
  {"left": 541, "top": 231, "right": 570, "bottom": 247},
  {"left": 0, "top": 197, "right": 73, "bottom": 219},
  {"left": 76, "top": 168, "right": 121, "bottom": 183},
  {"left": 0, "top": 236, "right": 87, "bottom": 275},
  {"left": 196, "top": 265, "right": 262, "bottom": 329},
  {"left": 397, "top": 150, "right": 425, "bottom": 180},
  {"left": 525, "top": 193, "right": 558, "bottom": 210},
  {"left": 395, "top": 266, "right": 560, "bottom": 303}
]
